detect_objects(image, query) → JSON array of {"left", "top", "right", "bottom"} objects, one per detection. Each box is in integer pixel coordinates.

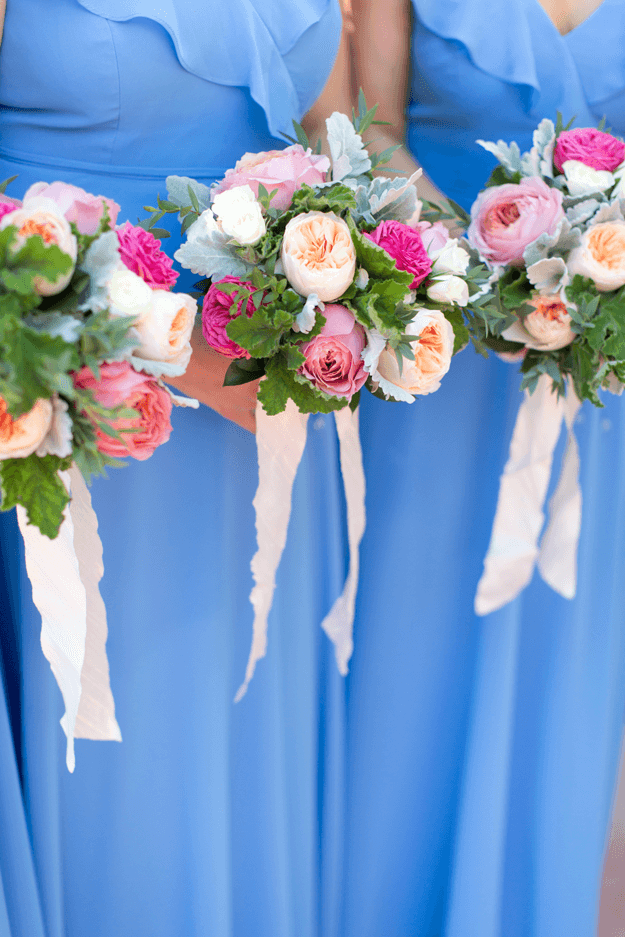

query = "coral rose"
[
  {"left": 73, "top": 362, "right": 172, "bottom": 461},
  {"left": 133, "top": 291, "right": 196, "bottom": 372},
  {"left": 468, "top": 177, "right": 564, "bottom": 266},
  {"left": 567, "top": 221, "right": 625, "bottom": 292},
  {"left": 503, "top": 295, "right": 576, "bottom": 350},
  {"left": 299, "top": 303, "right": 367, "bottom": 400},
  {"left": 24, "top": 181, "right": 120, "bottom": 235},
  {"left": 377, "top": 309, "right": 454, "bottom": 396},
  {"left": 202, "top": 276, "right": 257, "bottom": 359},
  {"left": 0, "top": 196, "right": 77, "bottom": 295},
  {"left": 553, "top": 127, "right": 625, "bottom": 173},
  {"left": 212, "top": 145, "right": 330, "bottom": 211},
  {"left": 282, "top": 211, "right": 356, "bottom": 302},
  {"left": 365, "top": 219, "right": 433, "bottom": 288},
  {"left": 0, "top": 396, "right": 53, "bottom": 459},
  {"left": 116, "top": 221, "right": 178, "bottom": 289}
]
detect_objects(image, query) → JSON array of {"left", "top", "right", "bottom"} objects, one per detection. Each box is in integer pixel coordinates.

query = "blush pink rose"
[
  {"left": 468, "top": 177, "right": 565, "bottom": 266},
  {"left": 212, "top": 145, "right": 330, "bottom": 211},
  {"left": 0, "top": 194, "right": 21, "bottom": 222},
  {"left": 416, "top": 220, "right": 449, "bottom": 255},
  {"left": 201, "top": 276, "right": 257, "bottom": 359},
  {"left": 24, "top": 181, "right": 120, "bottom": 235},
  {"left": 299, "top": 303, "right": 367, "bottom": 400},
  {"left": 73, "top": 362, "right": 172, "bottom": 460},
  {"left": 364, "top": 220, "right": 433, "bottom": 287},
  {"left": 554, "top": 128, "right": 625, "bottom": 173},
  {"left": 116, "top": 221, "right": 178, "bottom": 289}
]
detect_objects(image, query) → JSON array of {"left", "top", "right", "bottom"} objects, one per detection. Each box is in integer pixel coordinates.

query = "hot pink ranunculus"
[
  {"left": 364, "top": 220, "right": 433, "bottom": 287},
  {"left": 468, "top": 177, "right": 565, "bottom": 266},
  {"left": 553, "top": 127, "right": 625, "bottom": 173},
  {"left": 201, "top": 276, "right": 256, "bottom": 359},
  {"left": 116, "top": 221, "right": 178, "bottom": 289},
  {"left": 24, "top": 181, "right": 120, "bottom": 235},
  {"left": 73, "top": 362, "right": 172, "bottom": 460},
  {"left": 212, "top": 145, "right": 330, "bottom": 211},
  {"left": 416, "top": 220, "right": 449, "bottom": 255},
  {"left": 299, "top": 303, "right": 367, "bottom": 400},
  {"left": 0, "top": 194, "right": 21, "bottom": 222}
]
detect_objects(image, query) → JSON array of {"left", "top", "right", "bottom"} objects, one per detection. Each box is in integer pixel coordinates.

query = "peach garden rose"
[
  {"left": 376, "top": 309, "right": 454, "bottom": 396},
  {"left": 0, "top": 197, "right": 77, "bottom": 295},
  {"left": 567, "top": 221, "right": 625, "bottom": 292},
  {"left": 281, "top": 211, "right": 356, "bottom": 302},
  {"left": 0, "top": 396, "right": 54, "bottom": 460}
]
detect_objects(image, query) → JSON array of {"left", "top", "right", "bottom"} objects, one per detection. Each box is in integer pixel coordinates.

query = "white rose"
[
  {"left": 376, "top": 308, "right": 454, "bottom": 396},
  {"left": 132, "top": 290, "right": 196, "bottom": 372},
  {"left": 211, "top": 184, "right": 266, "bottom": 245},
  {"left": 431, "top": 239, "right": 470, "bottom": 276},
  {"left": 281, "top": 211, "right": 356, "bottom": 301},
  {"left": 0, "top": 196, "right": 77, "bottom": 296},
  {"left": 426, "top": 275, "right": 469, "bottom": 306},
  {"left": 107, "top": 267, "right": 154, "bottom": 318},
  {"left": 562, "top": 160, "right": 615, "bottom": 197},
  {"left": 0, "top": 396, "right": 53, "bottom": 459},
  {"left": 567, "top": 221, "right": 625, "bottom": 291}
]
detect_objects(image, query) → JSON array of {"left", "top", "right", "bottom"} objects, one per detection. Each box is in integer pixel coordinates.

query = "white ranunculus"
[
  {"left": 0, "top": 196, "right": 77, "bottom": 296},
  {"left": 426, "top": 274, "right": 469, "bottom": 306},
  {"left": 107, "top": 267, "right": 154, "bottom": 319},
  {"left": 567, "top": 221, "right": 625, "bottom": 291},
  {"left": 131, "top": 290, "right": 196, "bottom": 372},
  {"left": 431, "top": 239, "right": 470, "bottom": 276},
  {"left": 562, "top": 160, "right": 615, "bottom": 197},
  {"left": 211, "top": 184, "right": 266, "bottom": 245}
]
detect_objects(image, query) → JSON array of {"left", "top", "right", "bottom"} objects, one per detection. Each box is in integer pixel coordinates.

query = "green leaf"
[
  {"left": 147, "top": 228, "right": 171, "bottom": 240},
  {"left": 351, "top": 224, "right": 413, "bottom": 285},
  {"left": 258, "top": 353, "right": 348, "bottom": 415},
  {"left": 223, "top": 357, "right": 266, "bottom": 386},
  {"left": 2, "top": 231, "right": 74, "bottom": 295},
  {"left": 499, "top": 268, "right": 532, "bottom": 310},
  {"left": 443, "top": 306, "right": 470, "bottom": 354},
  {"left": 292, "top": 120, "right": 310, "bottom": 149},
  {"left": 226, "top": 302, "right": 295, "bottom": 357},
  {"left": 0, "top": 455, "right": 72, "bottom": 539},
  {"left": 0, "top": 175, "right": 18, "bottom": 195}
]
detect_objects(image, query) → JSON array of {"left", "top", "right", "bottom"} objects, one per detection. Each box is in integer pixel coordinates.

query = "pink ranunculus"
[
  {"left": 553, "top": 127, "right": 625, "bottom": 173},
  {"left": 468, "top": 177, "right": 565, "bottom": 266},
  {"left": 364, "top": 220, "right": 433, "bottom": 287},
  {"left": 416, "top": 220, "right": 449, "bottom": 255},
  {"left": 73, "top": 362, "right": 172, "bottom": 461},
  {"left": 212, "top": 145, "right": 330, "bottom": 211},
  {"left": 299, "top": 303, "right": 367, "bottom": 400},
  {"left": 24, "top": 181, "right": 120, "bottom": 235},
  {"left": 201, "top": 276, "right": 257, "bottom": 359},
  {"left": 116, "top": 221, "right": 178, "bottom": 289},
  {"left": 0, "top": 194, "right": 22, "bottom": 222}
]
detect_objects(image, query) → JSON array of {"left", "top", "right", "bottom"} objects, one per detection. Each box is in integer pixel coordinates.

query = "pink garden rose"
[
  {"left": 364, "top": 220, "right": 433, "bottom": 287},
  {"left": 416, "top": 220, "right": 449, "bottom": 255},
  {"left": 553, "top": 128, "right": 625, "bottom": 173},
  {"left": 299, "top": 303, "right": 367, "bottom": 400},
  {"left": 212, "top": 145, "right": 330, "bottom": 211},
  {"left": 73, "top": 362, "right": 172, "bottom": 460},
  {"left": 116, "top": 221, "right": 178, "bottom": 289},
  {"left": 0, "top": 194, "right": 21, "bottom": 222},
  {"left": 202, "top": 276, "right": 257, "bottom": 359},
  {"left": 468, "top": 177, "right": 564, "bottom": 266},
  {"left": 24, "top": 181, "right": 120, "bottom": 235}
]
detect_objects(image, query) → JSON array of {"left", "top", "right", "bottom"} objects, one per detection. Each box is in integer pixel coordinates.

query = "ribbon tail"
[
  {"left": 475, "top": 374, "right": 565, "bottom": 616},
  {"left": 320, "top": 406, "right": 366, "bottom": 676},
  {"left": 235, "top": 399, "right": 309, "bottom": 702},
  {"left": 537, "top": 382, "right": 583, "bottom": 599}
]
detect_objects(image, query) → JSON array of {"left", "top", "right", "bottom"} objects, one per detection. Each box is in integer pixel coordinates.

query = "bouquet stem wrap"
[
  {"left": 475, "top": 374, "right": 582, "bottom": 615},
  {"left": 235, "top": 400, "right": 365, "bottom": 701},
  {"left": 17, "top": 465, "right": 121, "bottom": 771}
]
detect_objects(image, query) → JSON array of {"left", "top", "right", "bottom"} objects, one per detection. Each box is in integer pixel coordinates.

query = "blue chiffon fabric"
[
  {"left": 0, "top": 2, "right": 349, "bottom": 937},
  {"left": 348, "top": 2, "right": 625, "bottom": 936}
]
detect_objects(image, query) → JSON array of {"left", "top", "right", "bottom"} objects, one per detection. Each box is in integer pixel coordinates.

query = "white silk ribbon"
[
  {"left": 17, "top": 464, "right": 121, "bottom": 771},
  {"left": 321, "top": 405, "right": 366, "bottom": 675},
  {"left": 475, "top": 374, "right": 582, "bottom": 616}
]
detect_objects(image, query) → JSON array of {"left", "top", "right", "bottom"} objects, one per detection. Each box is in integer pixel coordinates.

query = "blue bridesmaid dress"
[
  {"left": 0, "top": 3, "right": 349, "bottom": 937},
  {"left": 347, "top": 2, "right": 625, "bottom": 936}
]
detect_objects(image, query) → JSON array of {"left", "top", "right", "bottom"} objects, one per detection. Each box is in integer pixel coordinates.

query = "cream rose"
[
  {"left": 0, "top": 197, "right": 77, "bottom": 296},
  {"left": 426, "top": 275, "right": 469, "bottom": 306},
  {"left": 0, "top": 396, "right": 53, "bottom": 459},
  {"left": 376, "top": 309, "right": 454, "bottom": 396},
  {"left": 211, "top": 185, "right": 266, "bottom": 245},
  {"left": 502, "top": 295, "right": 576, "bottom": 350},
  {"left": 562, "top": 160, "right": 615, "bottom": 197},
  {"left": 281, "top": 211, "right": 356, "bottom": 302},
  {"left": 107, "top": 267, "right": 154, "bottom": 318},
  {"left": 132, "top": 290, "right": 196, "bottom": 371},
  {"left": 567, "top": 221, "right": 625, "bottom": 291}
]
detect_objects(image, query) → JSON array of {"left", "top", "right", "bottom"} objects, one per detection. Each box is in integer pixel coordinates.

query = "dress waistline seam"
[{"left": 0, "top": 146, "right": 226, "bottom": 180}]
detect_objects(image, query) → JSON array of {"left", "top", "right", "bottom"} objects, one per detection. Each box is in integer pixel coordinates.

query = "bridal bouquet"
[
  {"left": 466, "top": 117, "right": 625, "bottom": 404},
  {"left": 0, "top": 179, "right": 196, "bottom": 538},
  {"left": 468, "top": 118, "right": 625, "bottom": 616}
]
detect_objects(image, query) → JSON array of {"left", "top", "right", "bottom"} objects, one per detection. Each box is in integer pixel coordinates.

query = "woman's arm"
[{"left": 0, "top": 0, "right": 6, "bottom": 47}]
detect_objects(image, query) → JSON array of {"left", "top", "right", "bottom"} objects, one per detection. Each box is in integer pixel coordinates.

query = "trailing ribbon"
[
  {"left": 236, "top": 399, "right": 366, "bottom": 700},
  {"left": 17, "top": 464, "right": 121, "bottom": 771},
  {"left": 475, "top": 374, "right": 582, "bottom": 616}
]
